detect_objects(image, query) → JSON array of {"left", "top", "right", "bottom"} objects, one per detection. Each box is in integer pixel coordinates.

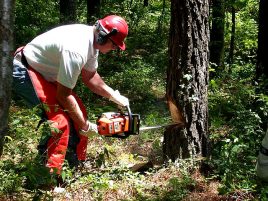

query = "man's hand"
[
  {"left": 109, "top": 90, "right": 129, "bottom": 106},
  {"left": 79, "top": 121, "right": 98, "bottom": 137}
]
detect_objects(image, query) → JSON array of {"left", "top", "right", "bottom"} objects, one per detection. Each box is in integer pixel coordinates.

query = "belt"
[
  {"left": 21, "top": 51, "right": 30, "bottom": 68},
  {"left": 14, "top": 46, "right": 29, "bottom": 68}
]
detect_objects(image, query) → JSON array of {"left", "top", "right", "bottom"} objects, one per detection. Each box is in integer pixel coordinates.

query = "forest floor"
[
  {"left": 0, "top": 100, "right": 257, "bottom": 201},
  {"left": 36, "top": 135, "right": 254, "bottom": 201}
]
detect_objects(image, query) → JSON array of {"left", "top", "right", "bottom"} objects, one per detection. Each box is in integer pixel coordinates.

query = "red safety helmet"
[{"left": 98, "top": 15, "right": 128, "bottom": 50}]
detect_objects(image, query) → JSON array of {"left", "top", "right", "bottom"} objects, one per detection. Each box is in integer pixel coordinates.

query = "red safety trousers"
[{"left": 27, "top": 67, "right": 88, "bottom": 174}]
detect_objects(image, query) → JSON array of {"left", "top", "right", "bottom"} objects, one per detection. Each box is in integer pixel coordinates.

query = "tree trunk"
[
  {"left": 60, "top": 0, "right": 77, "bottom": 24},
  {"left": 163, "top": 0, "right": 210, "bottom": 161},
  {"left": 255, "top": 0, "right": 268, "bottom": 93},
  {"left": 209, "top": 0, "right": 225, "bottom": 77},
  {"left": 144, "top": 0, "right": 149, "bottom": 7},
  {"left": 87, "top": 0, "right": 101, "bottom": 24},
  {"left": 0, "top": 0, "right": 15, "bottom": 156},
  {"left": 228, "top": 6, "right": 235, "bottom": 65}
]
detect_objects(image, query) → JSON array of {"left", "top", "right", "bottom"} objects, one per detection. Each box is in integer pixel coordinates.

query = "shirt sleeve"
[
  {"left": 57, "top": 50, "right": 84, "bottom": 89},
  {"left": 83, "top": 52, "right": 99, "bottom": 72}
]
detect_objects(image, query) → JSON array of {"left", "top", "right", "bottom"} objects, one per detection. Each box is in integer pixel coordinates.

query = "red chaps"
[{"left": 27, "top": 67, "right": 88, "bottom": 173}]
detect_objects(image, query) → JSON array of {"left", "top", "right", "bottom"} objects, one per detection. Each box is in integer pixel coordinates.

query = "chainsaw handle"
[{"left": 126, "top": 105, "right": 133, "bottom": 134}]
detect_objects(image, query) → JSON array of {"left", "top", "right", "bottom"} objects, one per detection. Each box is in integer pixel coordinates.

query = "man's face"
[{"left": 98, "top": 38, "right": 118, "bottom": 54}]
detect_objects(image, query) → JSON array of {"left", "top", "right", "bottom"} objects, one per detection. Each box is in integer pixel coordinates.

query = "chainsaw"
[
  {"left": 96, "top": 106, "right": 180, "bottom": 139},
  {"left": 97, "top": 105, "right": 140, "bottom": 139}
]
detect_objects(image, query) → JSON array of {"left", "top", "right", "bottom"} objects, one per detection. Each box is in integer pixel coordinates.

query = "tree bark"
[
  {"left": 255, "top": 0, "right": 268, "bottom": 92},
  {"left": 164, "top": 0, "right": 210, "bottom": 161},
  {"left": 0, "top": 0, "right": 15, "bottom": 156},
  {"left": 60, "top": 0, "right": 77, "bottom": 24},
  {"left": 209, "top": 0, "right": 225, "bottom": 76}
]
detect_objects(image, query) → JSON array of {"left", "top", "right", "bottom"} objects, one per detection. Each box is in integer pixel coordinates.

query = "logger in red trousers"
[{"left": 12, "top": 15, "right": 129, "bottom": 174}]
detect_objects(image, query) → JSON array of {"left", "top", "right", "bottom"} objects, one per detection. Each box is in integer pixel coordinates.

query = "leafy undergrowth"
[
  {"left": 0, "top": 125, "right": 255, "bottom": 201},
  {"left": 3, "top": 80, "right": 264, "bottom": 200},
  {"left": 0, "top": 125, "right": 222, "bottom": 201},
  {"left": 0, "top": 103, "right": 224, "bottom": 201}
]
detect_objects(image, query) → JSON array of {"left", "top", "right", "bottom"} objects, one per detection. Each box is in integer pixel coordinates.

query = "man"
[{"left": 13, "top": 15, "right": 129, "bottom": 173}]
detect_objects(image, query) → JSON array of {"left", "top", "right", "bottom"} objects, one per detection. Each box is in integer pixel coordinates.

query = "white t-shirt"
[{"left": 23, "top": 24, "right": 98, "bottom": 89}]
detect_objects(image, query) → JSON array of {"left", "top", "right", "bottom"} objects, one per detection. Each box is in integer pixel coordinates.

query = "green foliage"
[
  {"left": 163, "top": 175, "right": 193, "bottom": 200},
  {"left": 224, "top": 0, "right": 259, "bottom": 64},
  {"left": 7, "top": 0, "right": 268, "bottom": 200},
  {"left": 0, "top": 160, "right": 24, "bottom": 194},
  {"left": 209, "top": 63, "right": 268, "bottom": 197},
  {"left": 14, "top": 0, "right": 59, "bottom": 46},
  {"left": 0, "top": 107, "right": 54, "bottom": 198}
]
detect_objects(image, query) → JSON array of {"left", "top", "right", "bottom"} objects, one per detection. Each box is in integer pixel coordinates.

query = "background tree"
[
  {"left": 225, "top": 0, "right": 250, "bottom": 65},
  {"left": 60, "top": 0, "right": 77, "bottom": 24},
  {"left": 87, "top": 0, "right": 101, "bottom": 24},
  {"left": 228, "top": 4, "right": 235, "bottom": 64},
  {"left": 209, "top": 0, "right": 225, "bottom": 76},
  {"left": 0, "top": 0, "right": 15, "bottom": 156},
  {"left": 163, "top": 0, "right": 210, "bottom": 161},
  {"left": 255, "top": 0, "right": 268, "bottom": 93},
  {"left": 144, "top": 0, "right": 149, "bottom": 7}
]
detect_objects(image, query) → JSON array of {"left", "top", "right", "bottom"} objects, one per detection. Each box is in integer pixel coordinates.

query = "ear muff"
[
  {"left": 97, "top": 30, "right": 108, "bottom": 45},
  {"left": 96, "top": 21, "right": 118, "bottom": 45}
]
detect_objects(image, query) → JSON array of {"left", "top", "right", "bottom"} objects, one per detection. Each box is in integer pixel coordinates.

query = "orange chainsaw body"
[
  {"left": 97, "top": 110, "right": 140, "bottom": 138},
  {"left": 97, "top": 112, "right": 130, "bottom": 136}
]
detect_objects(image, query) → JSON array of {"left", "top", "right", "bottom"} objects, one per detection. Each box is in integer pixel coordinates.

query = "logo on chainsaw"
[
  {"left": 109, "top": 124, "right": 113, "bottom": 134},
  {"left": 114, "top": 122, "right": 120, "bottom": 132}
]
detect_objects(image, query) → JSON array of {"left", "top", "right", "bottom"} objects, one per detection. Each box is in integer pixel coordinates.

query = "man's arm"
[
  {"left": 81, "top": 68, "right": 114, "bottom": 98},
  {"left": 56, "top": 82, "right": 88, "bottom": 131},
  {"left": 81, "top": 68, "right": 129, "bottom": 106}
]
